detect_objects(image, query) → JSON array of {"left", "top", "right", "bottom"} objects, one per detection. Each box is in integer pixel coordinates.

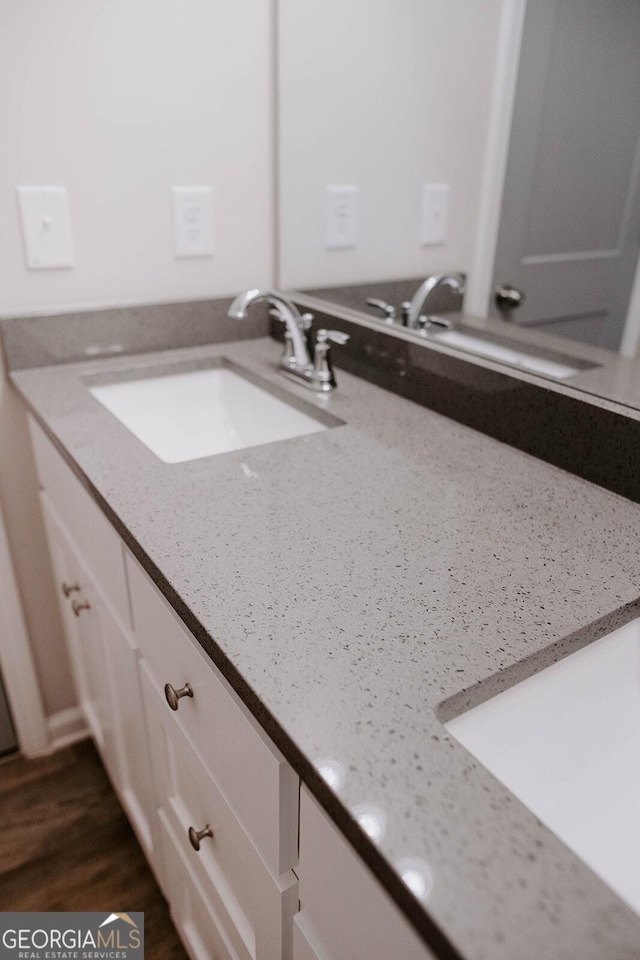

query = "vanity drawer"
[
  {"left": 127, "top": 551, "right": 298, "bottom": 877},
  {"left": 297, "top": 787, "right": 435, "bottom": 960},
  {"left": 159, "top": 811, "right": 241, "bottom": 960},
  {"left": 142, "top": 661, "right": 298, "bottom": 960},
  {"left": 28, "top": 415, "right": 131, "bottom": 625}
]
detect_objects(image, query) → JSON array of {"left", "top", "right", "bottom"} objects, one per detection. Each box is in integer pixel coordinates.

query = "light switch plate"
[
  {"left": 172, "top": 186, "right": 214, "bottom": 258},
  {"left": 420, "top": 183, "right": 449, "bottom": 246},
  {"left": 16, "top": 186, "right": 74, "bottom": 269},
  {"left": 325, "top": 185, "right": 358, "bottom": 249}
]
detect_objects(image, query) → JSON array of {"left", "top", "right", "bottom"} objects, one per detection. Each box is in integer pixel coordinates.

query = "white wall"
[
  {"left": 278, "top": 0, "right": 504, "bottom": 289},
  {"left": 0, "top": 0, "right": 275, "bottom": 726},
  {"left": 0, "top": 0, "right": 513, "bottom": 731},
  {"left": 0, "top": 0, "right": 275, "bottom": 315}
]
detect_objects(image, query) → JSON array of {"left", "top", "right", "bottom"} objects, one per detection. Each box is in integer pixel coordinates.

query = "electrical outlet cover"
[{"left": 172, "top": 186, "right": 214, "bottom": 258}]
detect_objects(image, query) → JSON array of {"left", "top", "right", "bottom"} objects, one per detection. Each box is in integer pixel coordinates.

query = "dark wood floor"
[{"left": 0, "top": 739, "right": 188, "bottom": 960}]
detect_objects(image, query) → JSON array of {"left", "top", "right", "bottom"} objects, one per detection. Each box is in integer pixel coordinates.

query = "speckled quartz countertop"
[{"left": 10, "top": 336, "right": 640, "bottom": 960}]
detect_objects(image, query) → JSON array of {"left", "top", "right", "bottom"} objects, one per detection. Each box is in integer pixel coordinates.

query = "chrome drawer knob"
[
  {"left": 71, "top": 599, "right": 91, "bottom": 617},
  {"left": 164, "top": 682, "right": 194, "bottom": 711},
  {"left": 61, "top": 582, "right": 81, "bottom": 597},
  {"left": 188, "top": 824, "right": 213, "bottom": 851}
]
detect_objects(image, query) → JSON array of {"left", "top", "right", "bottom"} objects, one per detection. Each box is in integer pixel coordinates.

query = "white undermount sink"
[
  {"left": 445, "top": 618, "right": 640, "bottom": 914},
  {"left": 88, "top": 363, "right": 331, "bottom": 463}
]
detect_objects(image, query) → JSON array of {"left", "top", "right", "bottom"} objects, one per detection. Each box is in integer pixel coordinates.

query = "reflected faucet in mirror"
[
  {"left": 405, "top": 273, "right": 465, "bottom": 330},
  {"left": 335, "top": 272, "right": 593, "bottom": 380},
  {"left": 365, "top": 274, "right": 464, "bottom": 331},
  {"left": 365, "top": 298, "right": 397, "bottom": 325}
]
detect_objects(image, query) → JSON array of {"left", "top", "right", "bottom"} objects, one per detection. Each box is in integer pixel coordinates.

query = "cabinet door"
[
  {"left": 41, "top": 491, "right": 160, "bottom": 868},
  {"left": 96, "top": 600, "right": 156, "bottom": 861},
  {"left": 40, "top": 493, "right": 119, "bottom": 784},
  {"left": 297, "top": 787, "right": 436, "bottom": 960}
]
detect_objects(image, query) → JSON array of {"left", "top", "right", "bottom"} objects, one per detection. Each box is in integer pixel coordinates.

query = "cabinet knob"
[
  {"left": 71, "top": 599, "right": 91, "bottom": 617},
  {"left": 188, "top": 824, "right": 213, "bottom": 851},
  {"left": 61, "top": 582, "right": 81, "bottom": 597},
  {"left": 164, "top": 682, "right": 194, "bottom": 711}
]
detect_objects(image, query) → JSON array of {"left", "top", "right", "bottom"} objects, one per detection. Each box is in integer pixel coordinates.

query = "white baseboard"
[{"left": 46, "top": 706, "right": 88, "bottom": 752}]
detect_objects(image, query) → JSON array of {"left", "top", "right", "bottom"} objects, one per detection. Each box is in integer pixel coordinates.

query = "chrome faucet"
[
  {"left": 228, "top": 289, "right": 312, "bottom": 369},
  {"left": 405, "top": 274, "right": 465, "bottom": 330},
  {"left": 228, "top": 289, "right": 349, "bottom": 392}
]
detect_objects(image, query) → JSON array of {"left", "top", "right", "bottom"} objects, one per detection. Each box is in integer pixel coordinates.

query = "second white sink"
[
  {"left": 89, "top": 363, "right": 330, "bottom": 463},
  {"left": 445, "top": 619, "right": 640, "bottom": 914}
]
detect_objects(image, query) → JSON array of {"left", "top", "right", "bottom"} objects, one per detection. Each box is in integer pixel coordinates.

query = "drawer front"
[
  {"left": 160, "top": 812, "right": 240, "bottom": 960},
  {"left": 29, "top": 415, "right": 131, "bottom": 626},
  {"left": 142, "top": 661, "right": 298, "bottom": 960},
  {"left": 298, "top": 788, "right": 436, "bottom": 960},
  {"left": 128, "top": 550, "right": 298, "bottom": 876}
]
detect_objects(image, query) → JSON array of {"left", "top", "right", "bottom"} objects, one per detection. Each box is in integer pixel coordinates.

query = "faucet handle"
[
  {"left": 311, "top": 330, "right": 350, "bottom": 391},
  {"left": 366, "top": 298, "right": 396, "bottom": 323},
  {"left": 316, "top": 329, "right": 350, "bottom": 346},
  {"left": 417, "top": 315, "right": 453, "bottom": 332}
]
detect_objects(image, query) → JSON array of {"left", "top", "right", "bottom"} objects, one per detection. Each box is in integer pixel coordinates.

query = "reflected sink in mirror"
[
  {"left": 424, "top": 326, "right": 583, "bottom": 379},
  {"left": 445, "top": 619, "right": 640, "bottom": 915},
  {"left": 87, "top": 359, "right": 339, "bottom": 463}
]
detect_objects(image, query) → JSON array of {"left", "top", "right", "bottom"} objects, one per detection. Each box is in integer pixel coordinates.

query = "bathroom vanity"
[{"left": 5, "top": 322, "right": 640, "bottom": 960}]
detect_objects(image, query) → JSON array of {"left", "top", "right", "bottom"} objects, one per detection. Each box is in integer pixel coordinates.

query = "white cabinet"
[
  {"left": 126, "top": 548, "right": 300, "bottom": 957},
  {"left": 28, "top": 416, "right": 131, "bottom": 619},
  {"left": 126, "top": 550, "right": 299, "bottom": 879},
  {"left": 29, "top": 414, "right": 435, "bottom": 960},
  {"left": 40, "top": 491, "right": 155, "bottom": 859},
  {"left": 41, "top": 492, "right": 120, "bottom": 785},
  {"left": 295, "top": 787, "right": 437, "bottom": 960},
  {"left": 98, "top": 598, "right": 156, "bottom": 859},
  {"left": 29, "top": 415, "right": 300, "bottom": 960},
  {"left": 160, "top": 812, "right": 243, "bottom": 960},
  {"left": 141, "top": 659, "right": 298, "bottom": 960}
]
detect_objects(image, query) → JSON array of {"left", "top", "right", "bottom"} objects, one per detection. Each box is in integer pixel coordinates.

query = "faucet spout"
[
  {"left": 405, "top": 274, "right": 465, "bottom": 329},
  {"left": 228, "top": 289, "right": 311, "bottom": 368}
]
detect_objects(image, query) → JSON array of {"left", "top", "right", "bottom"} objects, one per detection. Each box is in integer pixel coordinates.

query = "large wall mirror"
[{"left": 276, "top": 0, "right": 640, "bottom": 406}]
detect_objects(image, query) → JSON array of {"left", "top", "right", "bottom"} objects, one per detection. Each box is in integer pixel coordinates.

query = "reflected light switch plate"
[
  {"left": 420, "top": 183, "right": 449, "bottom": 246},
  {"left": 325, "top": 185, "right": 358, "bottom": 249},
  {"left": 17, "top": 186, "right": 74, "bottom": 269}
]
